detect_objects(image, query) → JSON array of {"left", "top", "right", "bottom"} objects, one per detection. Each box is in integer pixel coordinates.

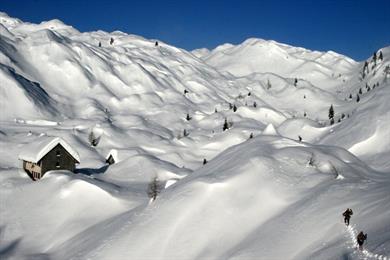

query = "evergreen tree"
[
  {"left": 215, "top": 108, "right": 218, "bottom": 113},
  {"left": 229, "top": 103, "right": 233, "bottom": 110},
  {"left": 184, "top": 89, "right": 189, "bottom": 95},
  {"left": 155, "top": 41, "right": 159, "bottom": 47},
  {"left": 294, "top": 78, "right": 298, "bottom": 86},
  {"left": 330, "top": 118, "right": 335, "bottom": 125},
  {"left": 147, "top": 177, "right": 162, "bottom": 201},
  {"left": 203, "top": 158, "right": 207, "bottom": 165},
  {"left": 110, "top": 37, "right": 114, "bottom": 45},
  {"left": 373, "top": 51, "right": 377, "bottom": 62},
  {"left": 341, "top": 113, "right": 345, "bottom": 119},
  {"left": 379, "top": 51, "right": 383, "bottom": 61},
  {"left": 233, "top": 104, "right": 237, "bottom": 112},
  {"left": 223, "top": 118, "right": 229, "bottom": 131},
  {"left": 359, "top": 88, "right": 362, "bottom": 94},
  {"left": 248, "top": 92, "right": 251, "bottom": 96},
  {"left": 89, "top": 131, "right": 99, "bottom": 147},
  {"left": 304, "top": 112, "right": 307, "bottom": 117},
  {"left": 267, "top": 79, "right": 272, "bottom": 89},
  {"left": 249, "top": 133, "right": 254, "bottom": 139},
  {"left": 253, "top": 101, "right": 257, "bottom": 108},
  {"left": 349, "top": 93, "right": 352, "bottom": 99},
  {"left": 356, "top": 94, "right": 360, "bottom": 102},
  {"left": 328, "top": 105, "right": 334, "bottom": 120},
  {"left": 98, "top": 41, "right": 101, "bottom": 47}
]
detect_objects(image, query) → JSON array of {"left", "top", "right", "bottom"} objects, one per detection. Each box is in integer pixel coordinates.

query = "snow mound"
[{"left": 262, "top": 123, "right": 279, "bottom": 135}]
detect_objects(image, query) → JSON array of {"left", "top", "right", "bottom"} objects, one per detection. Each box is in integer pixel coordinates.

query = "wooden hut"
[{"left": 18, "top": 136, "right": 80, "bottom": 180}]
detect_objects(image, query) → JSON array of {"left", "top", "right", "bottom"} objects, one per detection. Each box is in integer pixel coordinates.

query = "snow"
[
  {"left": 1, "top": 12, "right": 390, "bottom": 260},
  {"left": 18, "top": 136, "right": 80, "bottom": 163}
]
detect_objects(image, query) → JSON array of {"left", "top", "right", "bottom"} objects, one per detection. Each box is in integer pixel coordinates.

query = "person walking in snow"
[
  {"left": 357, "top": 231, "right": 367, "bottom": 250},
  {"left": 342, "top": 208, "right": 353, "bottom": 226}
]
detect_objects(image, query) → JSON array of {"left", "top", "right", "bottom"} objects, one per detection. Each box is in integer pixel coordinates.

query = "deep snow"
[{"left": 0, "top": 12, "right": 389, "bottom": 259}]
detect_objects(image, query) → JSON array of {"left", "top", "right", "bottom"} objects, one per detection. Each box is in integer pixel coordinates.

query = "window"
[
  {"left": 56, "top": 150, "right": 61, "bottom": 157},
  {"left": 56, "top": 161, "right": 60, "bottom": 168}
]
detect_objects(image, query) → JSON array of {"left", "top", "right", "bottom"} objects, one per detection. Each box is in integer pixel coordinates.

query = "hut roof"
[
  {"left": 105, "top": 148, "right": 140, "bottom": 163},
  {"left": 18, "top": 136, "right": 80, "bottom": 163}
]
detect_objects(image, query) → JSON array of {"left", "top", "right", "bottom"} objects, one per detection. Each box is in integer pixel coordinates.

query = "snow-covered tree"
[
  {"left": 328, "top": 105, "right": 334, "bottom": 120},
  {"left": 147, "top": 177, "right": 162, "bottom": 201},
  {"left": 88, "top": 131, "right": 99, "bottom": 147}
]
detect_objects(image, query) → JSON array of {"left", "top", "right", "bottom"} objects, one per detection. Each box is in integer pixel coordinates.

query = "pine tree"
[
  {"left": 98, "top": 41, "right": 101, "bottom": 47},
  {"left": 379, "top": 51, "right": 383, "bottom": 61},
  {"left": 203, "top": 158, "right": 207, "bottom": 165},
  {"left": 155, "top": 41, "right": 159, "bottom": 47},
  {"left": 294, "top": 78, "right": 298, "bottom": 86},
  {"left": 356, "top": 94, "right": 360, "bottom": 102},
  {"left": 267, "top": 79, "right": 272, "bottom": 89},
  {"left": 330, "top": 118, "right": 335, "bottom": 125},
  {"left": 223, "top": 118, "right": 229, "bottom": 131},
  {"left": 215, "top": 108, "right": 218, "bottom": 113},
  {"left": 110, "top": 37, "right": 114, "bottom": 45},
  {"left": 89, "top": 131, "right": 99, "bottom": 147},
  {"left": 249, "top": 133, "right": 253, "bottom": 139},
  {"left": 349, "top": 93, "right": 352, "bottom": 99},
  {"left": 359, "top": 88, "right": 362, "bottom": 94},
  {"left": 233, "top": 104, "right": 237, "bottom": 112},
  {"left": 304, "top": 112, "right": 307, "bottom": 117},
  {"left": 373, "top": 51, "right": 377, "bottom": 62},
  {"left": 253, "top": 101, "right": 257, "bottom": 108},
  {"left": 328, "top": 105, "right": 334, "bottom": 120},
  {"left": 248, "top": 92, "right": 251, "bottom": 96},
  {"left": 147, "top": 177, "right": 162, "bottom": 201}
]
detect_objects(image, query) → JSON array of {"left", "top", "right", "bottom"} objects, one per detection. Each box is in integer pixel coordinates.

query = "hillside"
[{"left": 0, "top": 12, "right": 389, "bottom": 259}]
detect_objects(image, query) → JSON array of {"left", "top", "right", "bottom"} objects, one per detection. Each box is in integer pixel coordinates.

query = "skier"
[
  {"left": 342, "top": 208, "right": 353, "bottom": 226},
  {"left": 356, "top": 231, "right": 367, "bottom": 250}
]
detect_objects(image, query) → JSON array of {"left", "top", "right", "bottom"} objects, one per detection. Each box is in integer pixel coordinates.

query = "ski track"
[{"left": 346, "top": 225, "right": 389, "bottom": 260}]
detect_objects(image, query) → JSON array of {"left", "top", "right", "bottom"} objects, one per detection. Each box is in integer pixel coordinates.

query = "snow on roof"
[
  {"left": 106, "top": 149, "right": 140, "bottom": 163},
  {"left": 18, "top": 136, "right": 80, "bottom": 163}
]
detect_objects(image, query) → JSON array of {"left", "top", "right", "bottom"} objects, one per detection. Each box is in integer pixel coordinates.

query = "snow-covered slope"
[{"left": 1, "top": 12, "right": 389, "bottom": 259}]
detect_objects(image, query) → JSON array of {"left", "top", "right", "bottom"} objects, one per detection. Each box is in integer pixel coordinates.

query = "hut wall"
[{"left": 41, "top": 144, "right": 76, "bottom": 175}]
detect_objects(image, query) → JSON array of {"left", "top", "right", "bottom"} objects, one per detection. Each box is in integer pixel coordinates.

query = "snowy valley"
[{"left": 0, "top": 12, "right": 389, "bottom": 259}]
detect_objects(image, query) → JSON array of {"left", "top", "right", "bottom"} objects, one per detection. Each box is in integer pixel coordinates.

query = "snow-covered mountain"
[{"left": 0, "top": 12, "right": 389, "bottom": 259}]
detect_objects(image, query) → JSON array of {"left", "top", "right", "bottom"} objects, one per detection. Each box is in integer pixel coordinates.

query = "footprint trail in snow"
[{"left": 346, "top": 225, "right": 389, "bottom": 260}]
